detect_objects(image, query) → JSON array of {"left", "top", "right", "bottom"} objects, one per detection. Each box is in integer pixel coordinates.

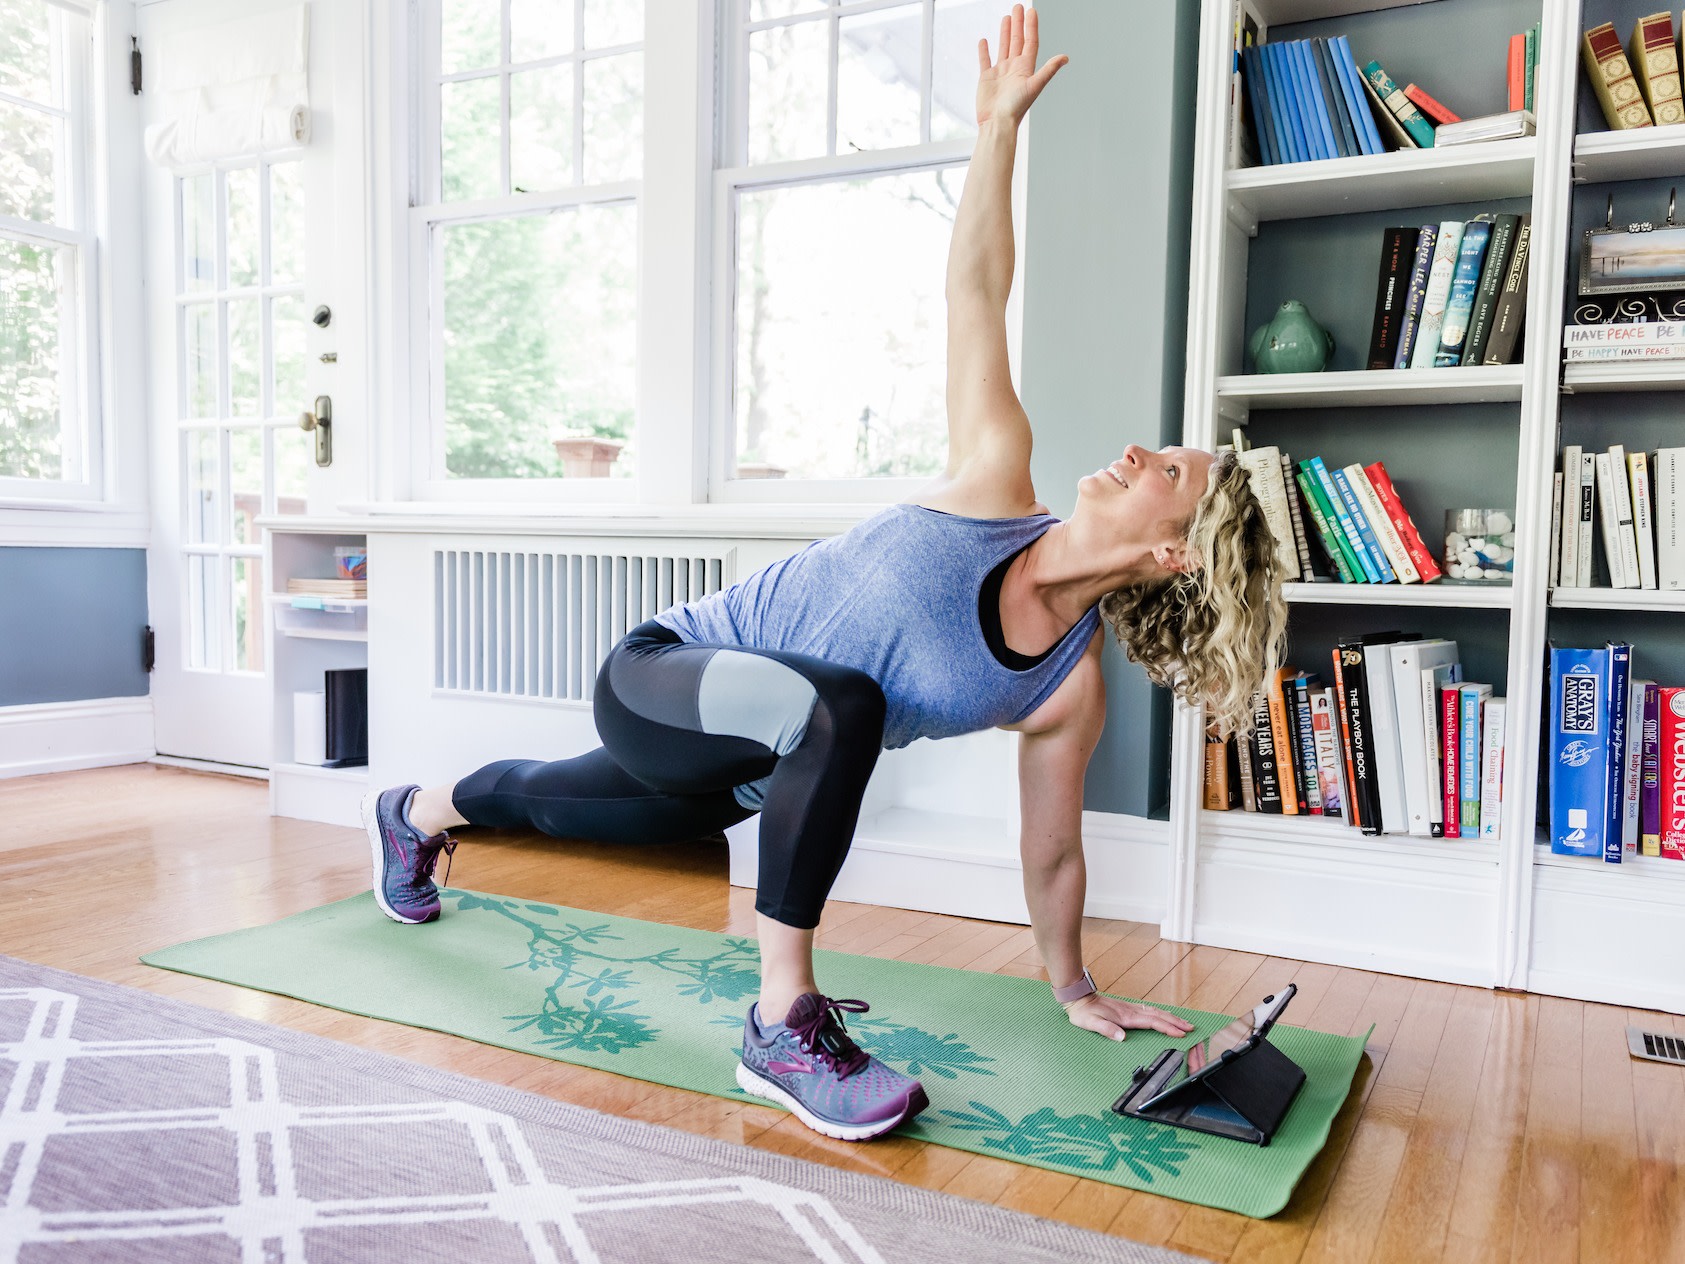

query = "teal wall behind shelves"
[
  {"left": 0, "top": 547, "right": 150, "bottom": 706},
  {"left": 1021, "top": 0, "right": 1201, "bottom": 817}
]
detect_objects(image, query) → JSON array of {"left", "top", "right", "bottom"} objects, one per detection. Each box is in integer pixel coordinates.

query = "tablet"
[{"left": 1137, "top": 982, "right": 1297, "bottom": 1111}]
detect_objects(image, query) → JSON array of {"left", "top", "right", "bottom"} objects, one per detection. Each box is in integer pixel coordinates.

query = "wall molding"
[{"left": 0, "top": 697, "right": 154, "bottom": 779}]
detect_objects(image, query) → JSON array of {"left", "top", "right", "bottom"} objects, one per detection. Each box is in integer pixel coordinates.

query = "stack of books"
[
  {"left": 1229, "top": 441, "right": 1443, "bottom": 587},
  {"left": 1368, "top": 214, "right": 1532, "bottom": 370},
  {"left": 287, "top": 577, "right": 369, "bottom": 599},
  {"left": 1205, "top": 635, "right": 1504, "bottom": 842},
  {"left": 1548, "top": 644, "right": 1685, "bottom": 862},
  {"left": 1582, "top": 13, "right": 1685, "bottom": 130},
  {"left": 1563, "top": 321, "right": 1685, "bottom": 362},
  {"left": 1550, "top": 445, "right": 1685, "bottom": 590}
]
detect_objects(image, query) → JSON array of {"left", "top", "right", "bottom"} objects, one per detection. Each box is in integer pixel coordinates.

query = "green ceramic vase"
[{"left": 1248, "top": 300, "right": 1335, "bottom": 374}]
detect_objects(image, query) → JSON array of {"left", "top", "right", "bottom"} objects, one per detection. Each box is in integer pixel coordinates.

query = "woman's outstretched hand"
[
  {"left": 1064, "top": 992, "right": 1197, "bottom": 1043},
  {"left": 976, "top": 4, "right": 1068, "bottom": 127}
]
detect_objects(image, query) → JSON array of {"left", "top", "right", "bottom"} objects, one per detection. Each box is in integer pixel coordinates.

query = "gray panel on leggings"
[{"left": 697, "top": 650, "right": 816, "bottom": 758}]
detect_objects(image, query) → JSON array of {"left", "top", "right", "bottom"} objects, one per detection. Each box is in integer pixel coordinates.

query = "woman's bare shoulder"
[{"left": 907, "top": 468, "right": 1045, "bottom": 519}]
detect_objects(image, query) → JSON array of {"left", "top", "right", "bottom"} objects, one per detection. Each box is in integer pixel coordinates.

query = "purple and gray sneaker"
[
  {"left": 736, "top": 993, "right": 928, "bottom": 1141},
  {"left": 361, "top": 784, "right": 457, "bottom": 924}
]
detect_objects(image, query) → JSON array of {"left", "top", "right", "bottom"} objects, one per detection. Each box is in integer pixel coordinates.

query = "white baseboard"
[{"left": 0, "top": 696, "right": 155, "bottom": 779}]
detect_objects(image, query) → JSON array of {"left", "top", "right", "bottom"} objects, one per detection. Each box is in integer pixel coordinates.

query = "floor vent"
[
  {"left": 434, "top": 549, "right": 730, "bottom": 703},
  {"left": 1626, "top": 1026, "right": 1685, "bottom": 1066}
]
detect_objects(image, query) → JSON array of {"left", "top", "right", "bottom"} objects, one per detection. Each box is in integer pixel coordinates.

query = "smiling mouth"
[{"left": 1104, "top": 465, "right": 1128, "bottom": 488}]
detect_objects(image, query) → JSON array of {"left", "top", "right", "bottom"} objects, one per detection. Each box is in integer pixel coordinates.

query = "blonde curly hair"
[{"left": 1098, "top": 450, "right": 1288, "bottom": 736}]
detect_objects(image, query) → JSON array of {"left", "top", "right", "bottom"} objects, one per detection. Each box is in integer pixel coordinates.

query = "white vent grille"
[
  {"left": 1628, "top": 1025, "right": 1685, "bottom": 1066},
  {"left": 433, "top": 550, "right": 728, "bottom": 702}
]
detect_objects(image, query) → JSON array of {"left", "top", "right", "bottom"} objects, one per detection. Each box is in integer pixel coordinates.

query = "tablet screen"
[{"left": 1140, "top": 986, "right": 1295, "bottom": 1108}]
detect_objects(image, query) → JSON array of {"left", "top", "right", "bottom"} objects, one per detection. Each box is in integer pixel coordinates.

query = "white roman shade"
[{"left": 143, "top": 6, "right": 311, "bottom": 168}]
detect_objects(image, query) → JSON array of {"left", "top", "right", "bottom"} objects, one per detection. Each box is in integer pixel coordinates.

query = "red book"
[
  {"left": 1507, "top": 33, "right": 1526, "bottom": 111},
  {"left": 1363, "top": 461, "right": 1445, "bottom": 582},
  {"left": 1660, "top": 687, "right": 1685, "bottom": 860},
  {"left": 1332, "top": 648, "right": 1362, "bottom": 830},
  {"left": 1403, "top": 83, "right": 1461, "bottom": 125},
  {"left": 1441, "top": 684, "right": 1462, "bottom": 837}
]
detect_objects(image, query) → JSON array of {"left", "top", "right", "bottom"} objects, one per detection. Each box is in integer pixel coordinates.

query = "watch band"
[{"left": 1052, "top": 967, "right": 1097, "bottom": 1005}]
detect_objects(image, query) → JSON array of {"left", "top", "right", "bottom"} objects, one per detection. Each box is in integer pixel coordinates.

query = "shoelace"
[
  {"left": 789, "top": 996, "right": 871, "bottom": 1078},
  {"left": 419, "top": 832, "right": 457, "bottom": 891}
]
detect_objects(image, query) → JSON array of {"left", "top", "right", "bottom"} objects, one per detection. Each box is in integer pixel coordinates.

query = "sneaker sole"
[
  {"left": 361, "top": 790, "right": 433, "bottom": 925},
  {"left": 734, "top": 1061, "right": 927, "bottom": 1142}
]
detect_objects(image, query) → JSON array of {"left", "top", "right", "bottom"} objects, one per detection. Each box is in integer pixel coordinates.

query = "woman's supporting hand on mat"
[{"left": 1063, "top": 993, "right": 1195, "bottom": 1043}]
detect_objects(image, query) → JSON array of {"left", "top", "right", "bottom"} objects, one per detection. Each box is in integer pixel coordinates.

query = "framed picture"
[{"left": 1580, "top": 225, "right": 1685, "bottom": 295}]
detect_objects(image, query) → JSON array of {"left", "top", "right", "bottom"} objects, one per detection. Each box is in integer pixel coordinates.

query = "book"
[
  {"left": 1357, "top": 59, "right": 1418, "bottom": 149},
  {"left": 1237, "top": 446, "right": 1302, "bottom": 581},
  {"left": 1282, "top": 451, "right": 1318, "bottom": 580},
  {"left": 1366, "top": 637, "right": 1413, "bottom": 833},
  {"left": 1629, "top": 450, "right": 1658, "bottom": 589},
  {"left": 1458, "top": 683, "right": 1491, "bottom": 837},
  {"left": 1641, "top": 683, "right": 1661, "bottom": 855},
  {"left": 1250, "top": 690, "right": 1284, "bottom": 813},
  {"left": 1345, "top": 463, "right": 1421, "bottom": 583},
  {"left": 1604, "top": 643, "right": 1633, "bottom": 862},
  {"left": 1432, "top": 109, "right": 1536, "bottom": 146},
  {"left": 1549, "top": 645, "right": 1611, "bottom": 857},
  {"left": 1361, "top": 60, "right": 1436, "bottom": 147},
  {"left": 1608, "top": 445, "right": 1643, "bottom": 590},
  {"left": 1391, "top": 639, "right": 1459, "bottom": 836},
  {"left": 1329, "top": 464, "right": 1396, "bottom": 582},
  {"left": 1403, "top": 82, "right": 1459, "bottom": 125},
  {"left": 1582, "top": 21, "right": 1654, "bottom": 129},
  {"left": 1507, "top": 32, "right": 1525, "bottom": 112},
  {"left": 1435, "top": 217, "right": 1493, "bottom": 366},
  {"left": 1259, "top": 42, "right": 1304, "bottom": 165},
  {"left": 1394, "top": 224, "right": 1438, "bottom": 369},
  {"left": 1296, "top": 469, "right": 1358, "bottom": 582},
  {"left": 1525, "top": 24, "right": 1539, "bottom": 112},
  {"left": 1657, "top": 448, "right": 1685, "bottom": 588},
  {"left": 1240, "top": 45, "right": 1281, "bottom": 167},
  {"left": 286, "top": 578, "right": 368, "bottom": 597},
  {"left": 1267, "top": 667, "right": 1301, "bottom": 815},
  {"left": 1310, "top": 688, "right": 1344, "bottom": 817},
  {"left": 1563, "top": 345, "right": 1685, "bottom": 361},
  {"left": 1464, "top": 214, "right": 1520, "bottom": 366},
  {"left": 1441, "top": 681, "right": 1462, "bottom": 838},
  {"left": 1480, "top": 696, "right": 1507, "bottom": 840},
  {"left": 1661, "top": 686, "right": 1685, "bottom": 859},
  {"left": 1548, "top": 471, "right": 1564, "bottom": 589},
  {"left": 1577, "top": 450, "right": 1597, "bottom": 590},
  {"left": 1481, "top": 214, "right": 1531, "bottom": 365},
  {"left": 1562, "top": 321, "right": 1685, "bottom": 347},
  {"left": 1629, "top": 11, "right": 1685, "bottom": 126},
  {"left": 1228, "top": 0, "right": 1267, "bottom": 167},
  {"left": 1424, "top": 661, "right": 1463, "bottom": 836},
  {"left": 1204, "top": 731, "right": 1234, "bottom": 810},
  {"left": 1331, "top": 646, "right": 1362, "bottom": 829},
  {"left": 1367, "top": 227, "right": 1414, "bottom": 369},
  {"left": 1559, "top": 445, "right": 1584, "bottom": 586},
  {"left": 1363, "top": 461, "right": 1445, "bottom": 582},
  {"left": 1292, "top": 673, "right": 1323, "bottom": 813},
  {"left": 1594, "top": 450, "right": 1635, "bottom": 588},
  {"left": 1623, "top": 679, "right": 1651, "bottom": 855},
  {"left": 1236, "top": 718, "right": 1259, "bottom": 811},
  {"left": 1411, "top": 221, "right": 1466, "bottom": 368},
  {"left": 1330, "top": 36, "right": 1385, "bottom": 156},
  {"left": 1289, "top": 41, "right": 1335, "bottom": 160},
  {"left": 1338, "top": 641, "right": 1382, "bottom": 833},
  {"left": 1311, "top": 38, "right": 1358, "bottom": 158},
  {"left": 1309, "top": 456, "right": 1381, "bottom": 581}
]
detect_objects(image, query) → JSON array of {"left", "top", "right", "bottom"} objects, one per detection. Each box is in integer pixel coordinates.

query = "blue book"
[
  {"left": 1331, "top": 36, "right": 1384, "bottom": 156},
  {"left": 1261, "top": 43, "right": 1306, "bottom": 164},
  {"left": 1434, "top": 218, "right": 1493, "bottom": 366},
  {"left": 1605, "top": 642, "right": 1631, "bottom": 862},
  {"left": 1329, "top": 464, "right": 1397, "bottom": 582},
  {"left": 1550, "top": 646, "right": 1612, "bottom": 858},
  {"left": 1311, "top": 38, "right": 1357, "bottom": 158},
  {"left": 1309, "top": 457, "right": 1381, "bottom": 582},
  {"left": 1293, "top": 673, "right": 1321, "bottom": 809},
  {"left": 1288, "top": 42, "right": 1335, "bottom": 160},
  {"left": 1393, "top": 224, "right": 1438, "bottom": 370},
  {"left": 1459, "top": 683, "right": 1490, "bottom": 837},
  {"left": 1240, "top": 45, "right": 1281, "bottom": 166}
]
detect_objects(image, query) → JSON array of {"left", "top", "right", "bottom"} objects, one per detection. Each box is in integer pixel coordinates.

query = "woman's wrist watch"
[{"left": 1051, "top": 967, "right": 1097, "bottom": 1006}]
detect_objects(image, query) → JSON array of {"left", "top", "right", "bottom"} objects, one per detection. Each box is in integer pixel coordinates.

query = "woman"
[{"left": 363, "top": 5, "right": 1287, "bottom": 1143}]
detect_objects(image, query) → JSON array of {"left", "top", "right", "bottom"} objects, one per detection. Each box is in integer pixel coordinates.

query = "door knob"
[{"left": 298, "top": 394, "right": 332, "bottom": 467}]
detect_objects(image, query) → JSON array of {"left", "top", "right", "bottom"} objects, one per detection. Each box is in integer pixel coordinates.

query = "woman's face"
[{"left": 1078, "top": 444, "right": 1213, "bottom": 568}]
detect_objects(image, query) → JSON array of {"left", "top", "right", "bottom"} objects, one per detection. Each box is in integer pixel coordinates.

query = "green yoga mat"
[{"left": 143, "top": 889, "right": 1369, "bottom": 1218}]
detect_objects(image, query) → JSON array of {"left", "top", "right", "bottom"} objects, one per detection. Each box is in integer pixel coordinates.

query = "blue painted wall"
[
  {"left": 1021, "top": 0, "right": 1201, "bottom": 816},
  {"left": 0, "top": 547, "right": 150, "bottom": 705}
]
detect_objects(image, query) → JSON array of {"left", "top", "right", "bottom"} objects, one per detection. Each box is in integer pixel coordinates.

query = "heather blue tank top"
[{"left": 654, "top": 504, "right": 1101, "bottom": 750}]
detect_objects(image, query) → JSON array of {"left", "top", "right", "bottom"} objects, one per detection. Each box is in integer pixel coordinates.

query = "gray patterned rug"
[{"left": 0, "top": 956, "right": 1199, "bottom": 1263}]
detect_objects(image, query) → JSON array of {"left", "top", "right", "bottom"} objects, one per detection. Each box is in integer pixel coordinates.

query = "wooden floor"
[{"left": 2, "top": 765, "right": 1681, "bottom": 1262}]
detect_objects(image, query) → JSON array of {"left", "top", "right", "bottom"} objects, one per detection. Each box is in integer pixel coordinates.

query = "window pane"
[
  {"left": 441, "top": 0, "right": 501, "bottom": 74},
  {"left": 230, "top": 428, "right": 263, "bottom": 543},
  {"left": 582, "top": 0, "right": 640, "bottom": 48},
  {"left": 837, "top": 5, "right": 922, "bottom": 153},
  {"left": 226, "top": 167, "right": 260, "bottom": 288},
  {"left": 748, "top": 19, "right": 828, "bottom": 164},
  {"left": 274, "top": 421, "right": 310, "bottom": 514},
  {"left": 751, "top": 0, "right": 828, "bottom": 18},
  {"left": 187, "top": 554, "right": 217, "bottom": 669},
  {"left": 510, "top": 63, "right": 573, "bottom": 192},
  {"left": 734, "top": 169, "right": 961, "bottom": 479},
  {"left": 440, "top": 204, "right": 637, "bottom": 479},
  {"left": 228, "top": 298, "right": 260, "bottom": 418},
  {"left": 932, "top": 0, "right": 989, "bottom": 142},
  {"left": 270, "top": 161, "right": 304, "bottom": 283},
  {"left": 185, "top": 429, "right": 219, "bottom": 544},
  {"left": 511, "top": 0, "right": 574, "bottom": 62},
  {"left": 0, "top": 100, "right": 56, "bottom": 222},
  {"left": 183, "top": 302, "right": 217, "bottom": 419},
  {"left": 272, "top": 293, "right": 306, "bottom": 416},
  {"left": 232, "top": 556, "right": 262, "bottom": 673},
  {"left": 583, "top": 53, "right": 641, "bottom": 184},
  {"left": 442, "top": 75, "right": 503, "bottom": 200},
  {"left": 0, "top": 234, "right": 69, "bottom": 480},
  {"left": 0, "top": 0, "right": 54, "bottom": 104},
  {"left": 181, "top": 174, "right": 216, "bottom": 292}
]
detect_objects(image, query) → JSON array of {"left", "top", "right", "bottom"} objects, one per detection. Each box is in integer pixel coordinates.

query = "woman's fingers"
[
  {"left": 998, "top": 13, "right": 1011, "bottom": 65},
  {"left": 977, "top": 36, "right": 990, "bottom": 75}
]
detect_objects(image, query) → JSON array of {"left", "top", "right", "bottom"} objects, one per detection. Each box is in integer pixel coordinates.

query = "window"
[
  {"left": 0, "top": 0, "right": 96, "bottom": 500},
  {"left": 719, "top": 0, "right": 992, "bottom": 489},
  {"left": 418, "top": 0, "right": 644, "bottom": 492}
]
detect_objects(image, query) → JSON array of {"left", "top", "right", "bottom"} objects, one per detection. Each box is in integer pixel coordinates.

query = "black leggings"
[{"left": 451, "top": 621, "right": 886, "bottom": 929}]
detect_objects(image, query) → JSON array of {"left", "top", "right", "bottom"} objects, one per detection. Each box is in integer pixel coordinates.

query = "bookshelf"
[{"left": 1174, "top": 0, "right": 1685, "bottom": 1015}]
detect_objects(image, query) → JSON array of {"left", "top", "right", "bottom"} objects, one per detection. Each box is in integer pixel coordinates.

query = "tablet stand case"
[{"left": 1112, "top": 1035, "right": 1307, "bottom": 1146}]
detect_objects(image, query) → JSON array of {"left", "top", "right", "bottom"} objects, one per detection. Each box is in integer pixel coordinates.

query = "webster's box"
[{"left": 1550, "top": 646, "right": 1610, "bottom": 857}]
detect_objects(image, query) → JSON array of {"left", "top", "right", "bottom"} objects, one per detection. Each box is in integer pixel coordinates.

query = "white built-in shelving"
[{"left": 1176, "top": 0, "right": 1685, "bottom": 1014}]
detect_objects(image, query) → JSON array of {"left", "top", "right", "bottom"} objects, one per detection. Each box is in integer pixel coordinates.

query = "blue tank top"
[{"left": 654, "top": 504, "right": 1101, "bottom": 750}]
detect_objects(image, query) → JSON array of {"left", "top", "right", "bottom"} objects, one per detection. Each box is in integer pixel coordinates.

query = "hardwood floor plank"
[
  {"left": 1576, "top": 1000, "right": 1646, "bottom": 1264},
  {"left": 1507, "top": 995, "right": 1583, "bottom": 1264},
  {"left": 1625, "top": 1004, "right": 1685, "bottom": 1263}
]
